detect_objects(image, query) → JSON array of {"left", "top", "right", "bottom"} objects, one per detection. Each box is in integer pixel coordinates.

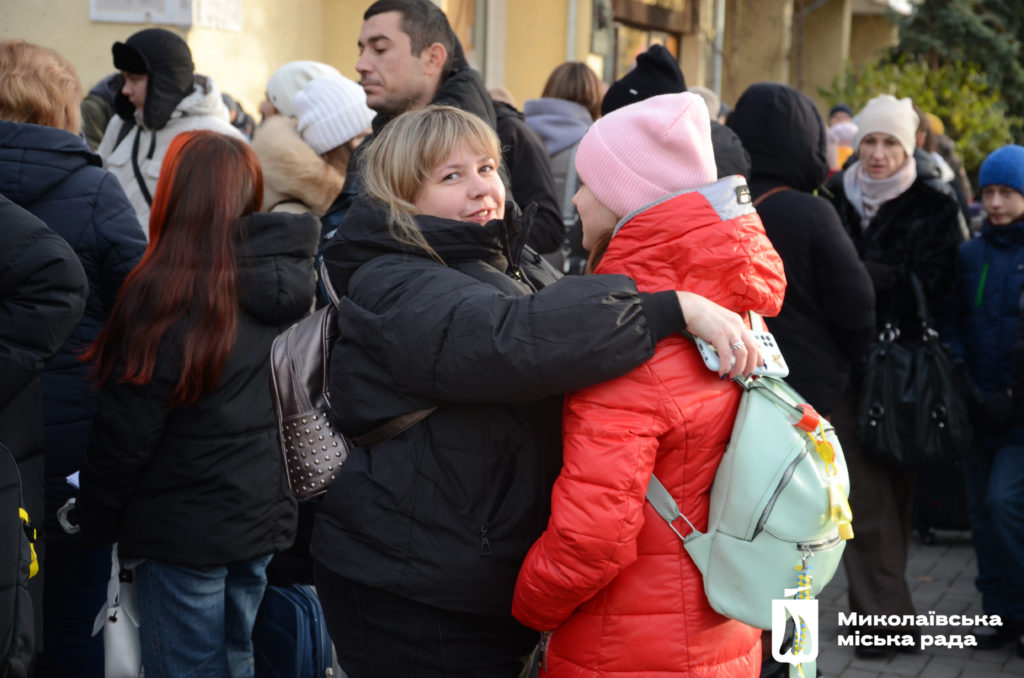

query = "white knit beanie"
[
  {"left": 266, "top": 60, "right": 343, "bottom": 118},
  {"left": 575, "top": 92, "right": 717, "bottom": 218},
  {"left": 851, "top": 94, "right": 919, "bottom": 159},
  {"left": 294, "top": 77, "right": 375, "bottom": 155}
]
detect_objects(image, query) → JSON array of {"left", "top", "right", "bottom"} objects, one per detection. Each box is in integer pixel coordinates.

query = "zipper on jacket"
[
  {"left": 538, "top": 631, "right": 552, "bottom": 672},
  {"left": 480, "top": 459, "right": 517, "bottom": 556},
  {"left": 975, "top": 262, "right": 990, "bottom": 307}
]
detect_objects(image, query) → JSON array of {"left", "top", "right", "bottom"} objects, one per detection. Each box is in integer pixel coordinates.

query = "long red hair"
[{"left": 83, "top": 130, "right": 263, "bottom": 407}]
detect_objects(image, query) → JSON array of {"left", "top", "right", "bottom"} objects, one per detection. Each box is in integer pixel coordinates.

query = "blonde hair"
[
  {"left": 361, "top": 105, "right": 502, "bottom": 259},
  {"left": 0, "top": 40, "right": 83, "bottom": 134}
]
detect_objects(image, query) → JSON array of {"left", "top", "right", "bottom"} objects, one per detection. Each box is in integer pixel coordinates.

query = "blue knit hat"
[{"left": 979, "top": 144, "right": 1024, "bottom": 195}]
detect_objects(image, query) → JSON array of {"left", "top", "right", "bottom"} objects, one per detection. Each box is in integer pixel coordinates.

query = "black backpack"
[{"left": 0, "top": 442, "right": 36, "bottom": 677}]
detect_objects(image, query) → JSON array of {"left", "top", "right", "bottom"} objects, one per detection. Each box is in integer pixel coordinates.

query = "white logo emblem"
[{"left": 772, "top": 586, "right": 819, "bottom": 666}]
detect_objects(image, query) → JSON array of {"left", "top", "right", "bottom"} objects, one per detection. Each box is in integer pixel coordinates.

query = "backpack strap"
[
  {"left": 130, "top": 127, "right": 154, "bottom": 207},
  {"left": 645, "top": 474, "right": 699, "bottom": 542}
]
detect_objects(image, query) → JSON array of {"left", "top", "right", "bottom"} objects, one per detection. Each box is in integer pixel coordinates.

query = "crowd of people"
[{"left": 2, "top": 0, "right": 1024, "bottom": 676}]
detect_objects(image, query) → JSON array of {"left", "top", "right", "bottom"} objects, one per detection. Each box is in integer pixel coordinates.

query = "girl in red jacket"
[{"left": 512, "top": 92, "right": 787, "bottom": 677}]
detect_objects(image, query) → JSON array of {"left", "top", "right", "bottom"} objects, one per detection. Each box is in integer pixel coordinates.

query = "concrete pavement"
[{"left": 814, "top": 530, "right": 1024, "bottom": 678}]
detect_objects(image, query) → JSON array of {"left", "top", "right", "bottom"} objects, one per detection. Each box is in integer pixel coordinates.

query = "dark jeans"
[
  {"left": 314, "top": 562, "right": 538, "bottom": 678},
  {"left": 963, "top": 444, "right": 1024, "bottom": 622}
]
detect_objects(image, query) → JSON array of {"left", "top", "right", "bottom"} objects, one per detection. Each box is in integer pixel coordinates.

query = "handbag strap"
[
  {"left": 316, "top": 260, "right": 436, "bottom": 448},
  {"left": 752, "top": 185, "right": 792, "bottom": 208},
  {"left": 350, "top": 407, "right": 437, "bottom": 447}
]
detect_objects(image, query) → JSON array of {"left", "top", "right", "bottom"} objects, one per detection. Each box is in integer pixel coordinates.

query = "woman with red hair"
[{"left": 77, "top": 130, "right": 320, "bottom": 678}]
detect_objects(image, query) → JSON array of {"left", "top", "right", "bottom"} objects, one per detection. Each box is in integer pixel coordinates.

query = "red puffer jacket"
[{"left": 512, "top": 178, "right": 787, "bottom": 677}]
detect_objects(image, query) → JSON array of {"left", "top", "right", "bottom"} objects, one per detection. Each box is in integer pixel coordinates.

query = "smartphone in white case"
[{"left": 692, "top": 331, "right": 790, "bottom": 378}]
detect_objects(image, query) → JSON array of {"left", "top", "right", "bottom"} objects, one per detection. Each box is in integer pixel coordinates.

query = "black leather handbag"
[
  {"left": 856, "top": 275, "right": 972, "bottom": 470},
  {"left": 269, "top": 265, "right": 435, "bottom": 501}
]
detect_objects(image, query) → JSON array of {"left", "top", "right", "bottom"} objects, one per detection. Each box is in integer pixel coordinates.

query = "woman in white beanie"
[
  {"left": 513, "top": 92, "right": 786, "bottom": 677},
  {"left": 826, "top": 94, "right": 964, "bottom": 658},
  {"left": 251, "top": 76, "right": 373, "bottom": 215}
]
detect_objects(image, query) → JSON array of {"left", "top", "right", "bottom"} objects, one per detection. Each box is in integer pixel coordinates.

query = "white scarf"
[{"left": 842, "top": 157, "right": 917, "bottom": 230}]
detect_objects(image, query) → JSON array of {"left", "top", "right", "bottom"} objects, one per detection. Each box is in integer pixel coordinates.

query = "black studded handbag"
[
  {"left": 856, "top": 274, "right": 972, "bottom": 470},
  {"left": 270, "top": 265, "right": 436, "bottom": 502}
]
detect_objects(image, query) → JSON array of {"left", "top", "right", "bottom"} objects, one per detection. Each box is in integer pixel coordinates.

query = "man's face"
[
  {"left": 121, "top": 72, "right": 148, "bottom": 111},
  {"left": 356, "top": 11, "right": 442, "bottom": 117}
]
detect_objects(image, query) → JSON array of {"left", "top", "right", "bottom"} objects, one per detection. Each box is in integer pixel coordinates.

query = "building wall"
[
  {"left": 502, "top": 0, "right": 574, "bottom": 105},
  {"left": 190, "top": 0, "right": 325, "bottom": 115},
  {"left": 849, "top": 12, "right": 896, "bottom": 66},
  {"left": 1, "top": 0, "right": 899, "bottom": 131},
  {"left": 0, "top": 0, "right": 327, "bottom": 121},
  {"left": 721, "top": 0, "right": 792, "bottom": 107},
  {"left": 323, "top": 0, "right": 364, "bottom": 82},
  {"left": 795, "top": 0, "right": 851, "bottom": 117}
]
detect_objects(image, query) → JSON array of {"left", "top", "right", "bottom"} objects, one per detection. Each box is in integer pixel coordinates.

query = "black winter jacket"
[
  {"left": 728, "top": 83, "right": 874, "bottom": 413},
  {"left": 828, "top": 173, "right": 963, "bottom": 332},
  {"left": 493, "top": 100, "right": 564, "bottom": 254},
  {"left": 78, "top": 212, "right": 320, "bottom": 567},
  {"left": 710, "top": 120, "right": 751, "bottom": 179},
  {"left": 312, "top": 196, "right": 682, "bottom": 618},
  {"left": 0, "top": 194, "right": 87, "bottom": 641},
  {"left": 0, "top": 121, "right": 147, "bottom": 532}
]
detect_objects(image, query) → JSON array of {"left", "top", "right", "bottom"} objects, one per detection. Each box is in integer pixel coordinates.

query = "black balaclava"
[{"left": 111, "top": 28, "right": 195, "bottom": 130}]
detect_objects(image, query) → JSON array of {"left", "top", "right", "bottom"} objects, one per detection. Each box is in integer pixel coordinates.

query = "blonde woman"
[{"left": 311, "top": 105, "right": 763, "bottom": 678}]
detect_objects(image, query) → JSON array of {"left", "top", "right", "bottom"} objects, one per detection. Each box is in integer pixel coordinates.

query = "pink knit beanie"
[{"left": 575, "top": 92, "right": 717, "bottom": 218}]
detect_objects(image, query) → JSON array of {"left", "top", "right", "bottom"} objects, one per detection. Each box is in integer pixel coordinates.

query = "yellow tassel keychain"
[{"left": 806, "top": 423, "right": 854, "bottom": 540}]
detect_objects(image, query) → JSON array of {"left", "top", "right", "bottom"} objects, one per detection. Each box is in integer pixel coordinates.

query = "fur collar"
[{"left": 251, "top": 116, "right": 344, "bottom": 216}]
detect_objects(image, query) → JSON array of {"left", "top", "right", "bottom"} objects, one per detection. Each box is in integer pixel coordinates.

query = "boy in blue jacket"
[{"left": 947, "top": 144, "right": 1024, "bottom": 656}]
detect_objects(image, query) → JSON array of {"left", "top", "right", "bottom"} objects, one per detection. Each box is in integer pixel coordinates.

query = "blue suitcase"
[{"left": 253, "top": 584, "right": 335, "bottom": 678}]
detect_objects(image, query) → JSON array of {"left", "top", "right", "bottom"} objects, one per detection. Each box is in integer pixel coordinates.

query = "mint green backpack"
[{"left": 646, "top": 375, "right": 852, "bottom": 631}]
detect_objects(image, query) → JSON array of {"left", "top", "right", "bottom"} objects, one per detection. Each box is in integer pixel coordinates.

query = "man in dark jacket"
[
  {"left": 491, "top": 97, "right": 563, "bottom": 253},
  {"left": 325, "top": 0, "right": 511, "bottom": 237},
  {"left": 0, "top": 195, "right": 88, "bottom": 671}
]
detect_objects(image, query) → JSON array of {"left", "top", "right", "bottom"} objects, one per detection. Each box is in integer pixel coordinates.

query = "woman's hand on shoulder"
[{"left": 676, "top": 291, "right": 762, "bottom": 379}]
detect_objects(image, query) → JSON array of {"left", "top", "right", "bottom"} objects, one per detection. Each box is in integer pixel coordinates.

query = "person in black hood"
[
  {"left": 311, "top": 105, "right": 765, "bottom": 678},
  {"left": 728, "top": 82, "right": 875, "bottom": 416},
  {"left": 729, "top": 83, "right": 876, "bottom": 677},
  {"left": 96, "top": 28, "right": 243, "bottom": 232},
  {"left": 78, "top": 131, "right": 318, "bottom": 678}
]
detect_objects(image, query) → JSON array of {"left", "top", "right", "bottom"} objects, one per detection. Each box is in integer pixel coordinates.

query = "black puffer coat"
[
  {"left": 728, "top": 83, "right": 875, "bottom": 413},
  {"left": 0, "top": 121, "right": 147, "bottom": 534},
  {"left": 0, "top": 194, "right": 87, "bottom": 642},
  {"left": 828, "top": 173, "right": 963, "bottom": 330},
  {"left": 312, "top": 196, "right": 681, "bottom": 618},
  {"left": 78, "top": 212, "right": 320, "bottom": 566}
]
